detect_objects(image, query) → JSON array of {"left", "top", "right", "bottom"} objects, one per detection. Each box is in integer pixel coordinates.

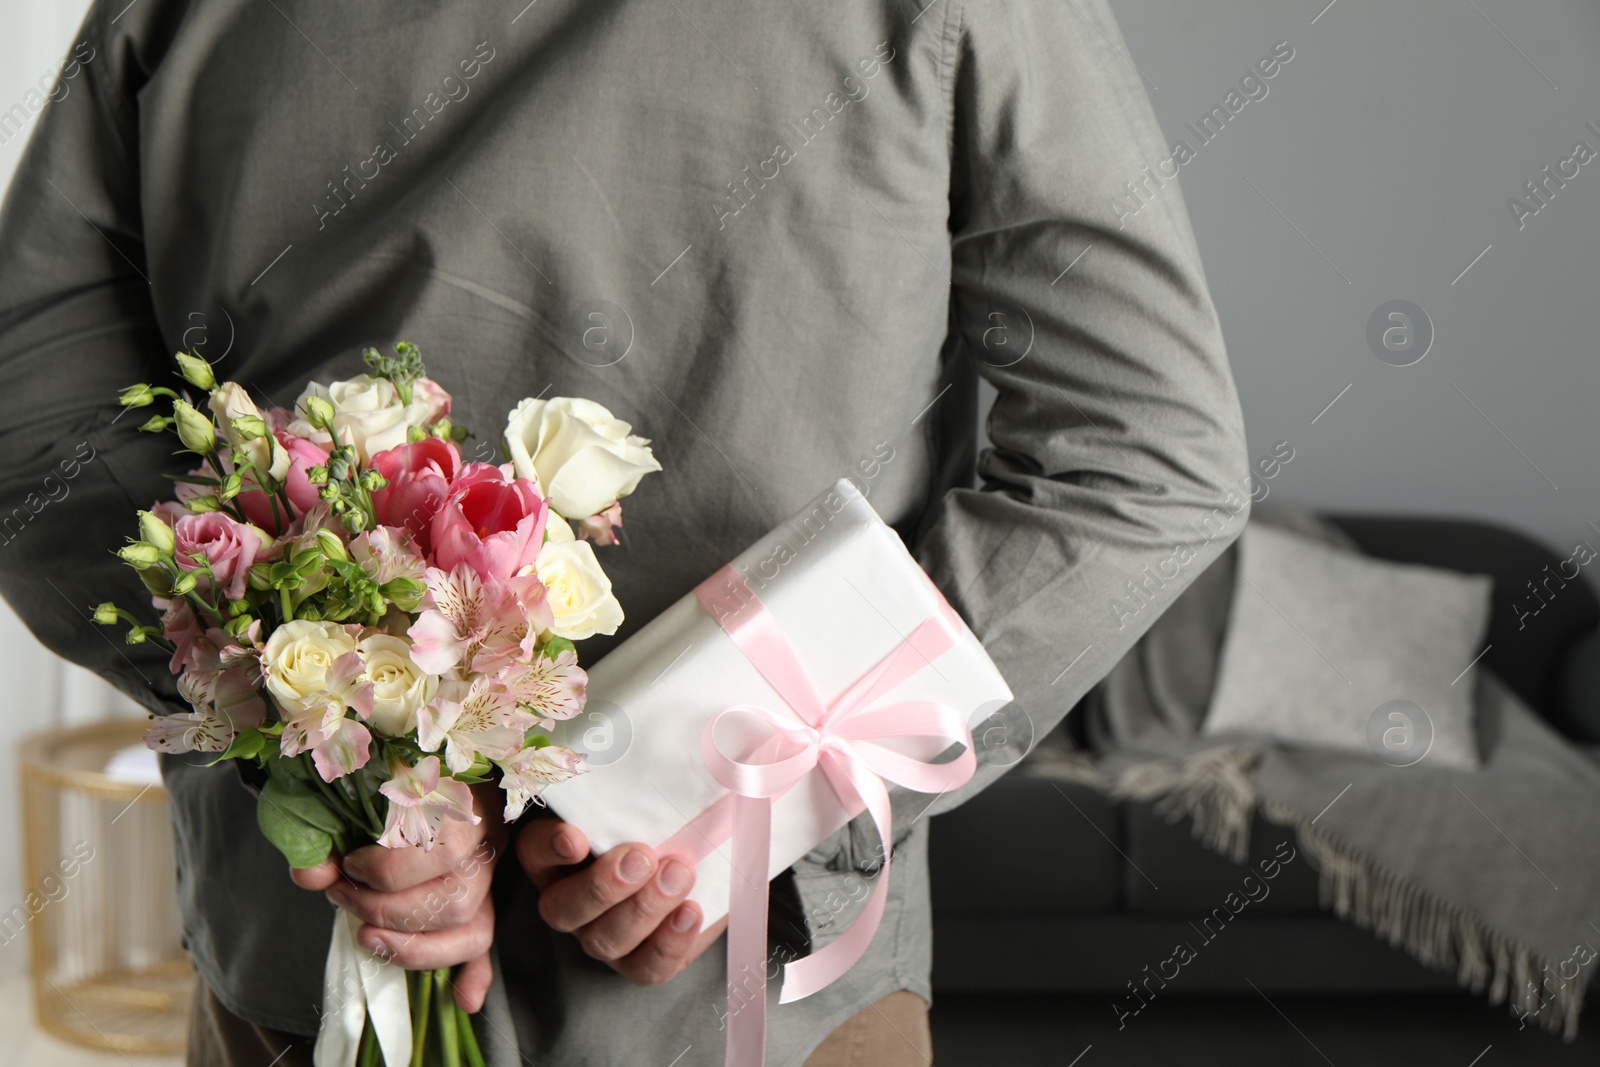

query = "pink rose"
[
  {"left": 371, "top": 438, "right": 462, "bottom": 549},
  {"left": 173, "top": 512, "right": 269, "bottom": 600},
  {"left": 411, "top": 377, "right": 452, "bottom": 424},
  {"left": 429, "top": 463, "right": 547, "bottom": 581}
]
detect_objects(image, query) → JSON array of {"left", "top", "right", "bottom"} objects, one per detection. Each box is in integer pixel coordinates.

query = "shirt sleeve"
[
  {"left": 0, "top": 2, "right": 184, "bottom": 716},
  {"left": 825, "top": 0, "right": 1253, "bottom": 873}
]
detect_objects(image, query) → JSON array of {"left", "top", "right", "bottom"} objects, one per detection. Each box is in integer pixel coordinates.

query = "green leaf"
[
  {"left": 262, "top": 770, "right": 350, "bottom": 836},
  {"left": 256, "top": 785, "right": 334, "bottom": 868},
  {"left": 207, "top": 727, "right": 267, "bottom": 765},
  {"left": 539, "top": 636, "right": 576, "bottom": 661}
]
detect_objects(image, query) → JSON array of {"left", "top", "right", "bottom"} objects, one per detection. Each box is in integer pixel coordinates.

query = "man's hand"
[
  {"left": 290, "top": 784, "right": 508, "bottom": 1013},
  {"left": 516, "top": 818, "right": 725, "bottom": 986}
]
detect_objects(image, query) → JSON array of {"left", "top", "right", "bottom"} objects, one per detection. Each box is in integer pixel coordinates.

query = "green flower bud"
[
  {"left": 136, "top": 510, "right": 175, "bottom": 556},
  {"left": 407, "top": 424, "right": 428, "bottom": 443},
  {"left": 138, "top": 415, "right": 173, "bottom": 434},
  {"left": 117, "top": 542, "right": 161, "bottom": 569},
  {"left": 340, "top": 509, "right": 368, "bottom": 533},
  {"left": 231, "top": 414, "right": 268, "bottom": 441},
  {"left": 430, "top": 418, "right": 454, "bottom": 440},
  {"left": 307, "top": 465, "right": 329, "bottom": 485},
  {"left": 224, "top": 614, "right": 256, "bottom": 639},
  {"left": 170, "top": 570, "right": 199, "bottom": 595},
  {"left": 187, "top": 495, "right": 222, "bottom": 514},
  {"left": 295, "top": 603, "right": 323, "bottom": 622},
  {"left": 92, "top": 602, "right": 121, "bottom": 626},
  {"left": 173, "top": 352, "right": 217, "bottom": 391},
  {"left": 358, "top": 469, "right": 387, "bottom": 492},
  {"left": 138, "top": 567, "right": 174, "bottom": 598},
  {"left": 302, "top": 395, "right": 336, "bottom": 430},
  {"left": 171, "top": 400, "right": 216, "bottom": 453},
  {"left": 219, "top": 471, "right": 244, "bottom": 501},
  {"left": 227, "top": 598, "right": 252, "bottom": 617},
  {"left": 315, "top": 528, "right": 348, "bottom": 561},
  {"left": 126, "top": 626, "right": 148, "bottom": 644},
  {"left": 247, "top": 562, "right": 273, "bottom": 591},
  {"left": 119, "top": 384, "right": 157, "bottom": 408}
]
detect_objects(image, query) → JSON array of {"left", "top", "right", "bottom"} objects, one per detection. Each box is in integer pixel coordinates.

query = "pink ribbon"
[{"left": 666, "top": 565, "right": 977, "bottom": 1067}]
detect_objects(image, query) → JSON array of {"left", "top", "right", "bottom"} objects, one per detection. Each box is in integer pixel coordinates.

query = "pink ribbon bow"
[{"left": 665, "top": 564, "right": 977, "bottom": 1067}]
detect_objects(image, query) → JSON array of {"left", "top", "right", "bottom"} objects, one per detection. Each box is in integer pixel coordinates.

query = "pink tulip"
[
  {"left": 234, "top": 432, "right": 330, "bottom": 534},
  {"left": 370, "top": 438, "right": 461, "bottom": 550},
  {"left": 429, "top": 463, "right": 547, "bottom": 581}
]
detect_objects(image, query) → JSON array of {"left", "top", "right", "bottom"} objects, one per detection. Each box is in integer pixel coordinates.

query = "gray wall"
[{"left": 1009, "top": 1, "right": 1600, "bottom": 566}]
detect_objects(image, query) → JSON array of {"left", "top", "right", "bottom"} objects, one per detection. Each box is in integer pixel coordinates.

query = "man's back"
[{"left": 0, "top": 1, "right": 1249, "bottom": 1062}]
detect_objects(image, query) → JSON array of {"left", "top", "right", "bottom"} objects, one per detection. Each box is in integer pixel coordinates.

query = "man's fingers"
[
  {"left": 359, "top": 895, "right": 494, "bottom": 971},
  {"left": 290, "top": 858, "right": 341, "bottom": 892},
  {"left": 326, "top": 864, "right": 489, "bottom": 933},
  {"left": 344, "top": 826, "right": 495, "bottom": 893},
  {"left": 453, "top": 952, "right": 493, "bottom": 1014},
  {"left": 611, "top": 903, "right": 707, "bottom": 986},
  {"left": 515, "top": 818, "right": 589, "bottom": 886},
  {"left": 537, "top": 843, "right": 657, "bottom": 933},
  {"left": 575, "top": 856, "right": 696, "bottom": 962}
]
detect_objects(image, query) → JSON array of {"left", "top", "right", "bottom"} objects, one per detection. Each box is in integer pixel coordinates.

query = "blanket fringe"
[{"left": 1040, "top": 746, "right": 1590, "bottom": 1040}]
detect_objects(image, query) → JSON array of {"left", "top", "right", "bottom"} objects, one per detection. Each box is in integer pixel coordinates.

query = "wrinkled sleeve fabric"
[
  {"left": 885, "top": 0, "right": 1251, "bottom": 841},
  {"left": 0, "top": 2, "right": 181, "bottom": 715}
]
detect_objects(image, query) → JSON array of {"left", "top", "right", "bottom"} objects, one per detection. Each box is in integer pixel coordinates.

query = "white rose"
[
  {"left": 541, "top": 515, "right": 575, "bottom": 552},
  {"left": 261, "top": 620, "right": 357, "bottom": 708},
  {"left": 210, "top": 382, "right": 290, "bottom": 481},
  {"left": 504, "top": 396, "right": 661, "bottom": 520},
  {"left": 534, "top": 540, "right": 624, "bottom": 640},
  {"left": 357, "top": 633, "right": 438, "bottom": 736},
  {"left": 291, "top": 374, "right": 431, "bottom": 463}
]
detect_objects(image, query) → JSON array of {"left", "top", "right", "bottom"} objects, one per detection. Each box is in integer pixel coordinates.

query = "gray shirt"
[{"left": 0, "top": 0, "right": 1248, "bottom": 1063}]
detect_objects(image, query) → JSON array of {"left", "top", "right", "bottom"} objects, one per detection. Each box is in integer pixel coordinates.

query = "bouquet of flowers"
[{"left": 93, "top": 343, "right": 661, "bottom": 1067}]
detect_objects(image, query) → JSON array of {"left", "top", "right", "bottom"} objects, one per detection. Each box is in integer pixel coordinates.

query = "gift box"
[{"left": 542, "top": 478, "right": 1013, "bottom": 926}]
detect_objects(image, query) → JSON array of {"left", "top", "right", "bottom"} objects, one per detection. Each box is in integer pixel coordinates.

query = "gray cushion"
[{"left": 1202, "top": 523, "right": 1491, "bottom": 771}]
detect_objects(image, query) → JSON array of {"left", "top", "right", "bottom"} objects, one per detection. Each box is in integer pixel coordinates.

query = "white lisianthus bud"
[
  {"left": 174, "top": 352, "right": 217, "bottom": 390},
  {"left": 172, "top": 400, "right": 216, "bottom": 453},
  {"left": 137, "top": 511, "right": 175, "bottom": 556}
]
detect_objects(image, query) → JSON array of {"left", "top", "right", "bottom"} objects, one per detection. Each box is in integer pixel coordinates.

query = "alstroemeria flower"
[
  {"left": 377, "top": 755, "right": 479, "bottom": 850},
  {"left": 211, "top": 665, "right": 268, "bottom": 730},
  {"left": 577, "top": 501, "right": 625, "bottom": 547},
  {"left": 277, "top": 650, "right": 373, "bottom": 770},
  {"left": 407, "top": 564, "right": 547, "bottom": 675},
  {"left": 429, "top": 463, "right": 548, "bottom": 582},
  {"left": 416, "top": 677, "right": 534, "bottom": 774},
  {"left": 498, "top": 745, "right": 585, "bottom": 821},
  {"left": 370, "top": 438, "right": 461, "bottom": 549},
  {"left": 499, "top": 648, "right": 587, "bottom": 725},
  {"left": 144, "top": 710, "right": 234, "bottom": 754}
]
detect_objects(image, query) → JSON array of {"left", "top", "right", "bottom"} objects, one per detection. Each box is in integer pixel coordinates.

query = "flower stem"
[
  {"left": 456, "top": 1001, "right": 484, "bottom": 1067},
  {"left": 357, "top": 1013, "right": 379, "bottom": 1067},
  {"left": 409, "top": 968, "right": 432, "bottom": 1067},
  {"left": 310, "top": 772, "right": 364, "bottom": 830},
  {"left": 352, "top": 768, "right": 384, "bottom": 839},
  {"left": 434, "top": 969, "right": 460, "bottom": 1067}
]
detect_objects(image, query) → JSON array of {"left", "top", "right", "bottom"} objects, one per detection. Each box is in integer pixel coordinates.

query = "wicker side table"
[{"left": 17, "top": 718, "right": 192, "bottom": 1054}]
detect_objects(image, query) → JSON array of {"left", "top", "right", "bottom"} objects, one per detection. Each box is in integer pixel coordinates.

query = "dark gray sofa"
[{"left": 928, "top": 515, "right": 1600, "bottom": 999}]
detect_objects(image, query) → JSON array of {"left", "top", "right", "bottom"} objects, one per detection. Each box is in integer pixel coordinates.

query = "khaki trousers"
[{"left": 187, "top": 983, "right": 932, "bottom": 1066}]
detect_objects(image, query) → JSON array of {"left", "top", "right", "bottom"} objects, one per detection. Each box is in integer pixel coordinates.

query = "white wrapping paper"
[{"left": 542, "top": 479, "right": 1013, "bottom": 924}]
